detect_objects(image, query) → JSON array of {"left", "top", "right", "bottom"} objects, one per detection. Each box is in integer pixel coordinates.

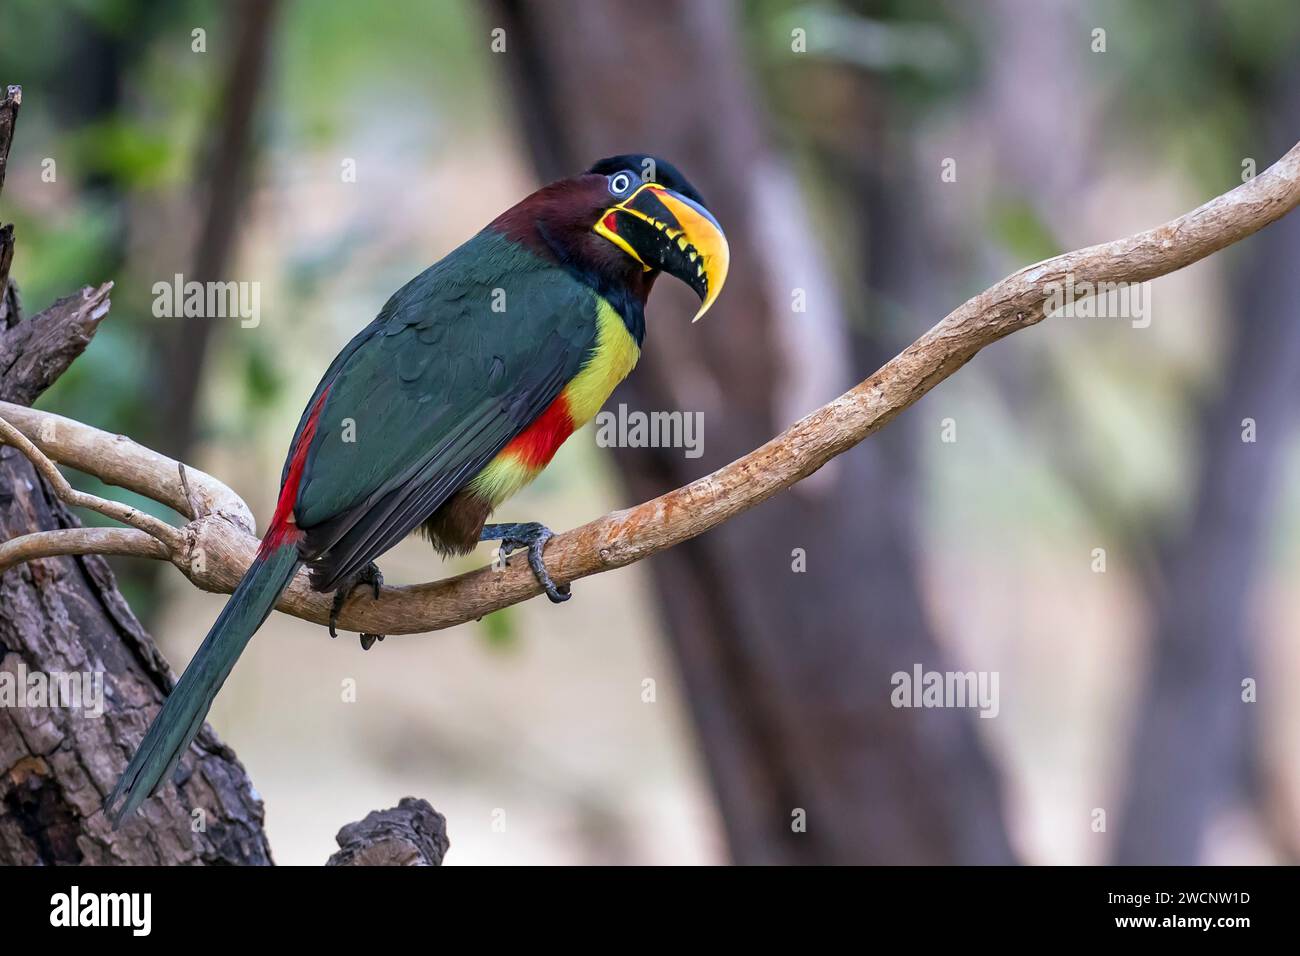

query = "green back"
[{"left": 284, "top": 229, "right": 597, "bottom": 588}]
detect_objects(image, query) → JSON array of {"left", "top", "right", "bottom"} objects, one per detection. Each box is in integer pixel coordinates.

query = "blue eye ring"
[{"left": 608, "top": 171, "right": 635, "bottom": 196}]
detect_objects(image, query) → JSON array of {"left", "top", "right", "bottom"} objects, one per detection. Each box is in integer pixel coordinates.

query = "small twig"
[
  {"left": 178, "top": 462, "right": 206, "bottom": 520},
  {"left": 0, "top": 400, "right": 254, "bottom": 532},
  {"left": 0, "top": 527, "right": 168, "bottom": 574},
  {"left": 0, "top": 414, "right": 184, "bottom": 552}
]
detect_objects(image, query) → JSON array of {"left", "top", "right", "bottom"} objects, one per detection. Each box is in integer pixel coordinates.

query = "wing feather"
[{"left": 277, "top": 231, "right": 595, "bottom": 591}]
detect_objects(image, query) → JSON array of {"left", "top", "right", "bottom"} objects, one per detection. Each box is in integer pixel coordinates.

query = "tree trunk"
[
  {"left": 0, "top": 85, "right": 273, "bottom": 866},
  {"left": 152, "top": 0, "right": 280, "bottom": 462}
]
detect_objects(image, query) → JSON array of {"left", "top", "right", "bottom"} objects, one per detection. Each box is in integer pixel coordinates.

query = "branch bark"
[
  {"left": 0, "top": 81, "right": 273, "bottom": 865},
  {"left": 0, "top": 84, "right": 18, "bottom": 196},
  {"left": 0, "top": 284, "right": 113, "bottom": 406},
  {"left": 2, "top": 141, "right": 1299, "bottom": 636},
  {"left": 326, "top": 797, "right": 449, "bottom": 866},
  {"left": 0, "top": 415, "right": 182, "bottom": 550},
  {"left": 1, "top": 86, "right": 23, "bottom": 330}
]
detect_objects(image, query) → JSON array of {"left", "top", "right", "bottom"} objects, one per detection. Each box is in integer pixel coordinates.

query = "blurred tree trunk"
[
  {"left": 490, "top": 0, "right": 1015, "bottom": 863},
  {"left": 1115, "top": 87, "right": 1300, "bottom": 863},
  {"left": 121, "top": 0, "right": 279, "bottom": 628},
  {"left": 40, "top": 1, "right": 280, "bottom": 626},
  {"left": 152, "top": 0, "right": 280, "bottom": 462}
]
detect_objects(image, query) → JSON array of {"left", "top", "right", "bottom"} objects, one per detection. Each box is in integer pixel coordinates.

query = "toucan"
[{"left": 105, "top": 154, "right": 729, "bottom": 824}]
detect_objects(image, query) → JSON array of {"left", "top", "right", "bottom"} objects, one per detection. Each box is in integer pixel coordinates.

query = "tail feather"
[{"left": 105, "top": 540, "right": 301, "bottom": 827}]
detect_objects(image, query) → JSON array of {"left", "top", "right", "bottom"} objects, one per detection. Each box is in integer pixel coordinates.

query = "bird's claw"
[
  {"left": 489, "top": 522, "right": 571, "bottom": 603},
  {"left": 524, "top": 528, "right": 571, "bottom": 604},
  {"left": 329, "top": 562, "right": 386, "bottom": 648}
]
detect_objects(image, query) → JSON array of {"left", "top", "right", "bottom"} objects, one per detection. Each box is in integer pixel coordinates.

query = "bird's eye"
[{"left": 608, "top": 172, "right": 634, "bottom": 196}]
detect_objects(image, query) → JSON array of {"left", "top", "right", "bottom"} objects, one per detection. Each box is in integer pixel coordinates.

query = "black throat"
[{"left": 536, "top": 220, "right": 649, "bottom": 346}]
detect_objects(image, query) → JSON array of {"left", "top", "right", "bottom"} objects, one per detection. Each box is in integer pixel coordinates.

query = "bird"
[{"left": 104, "top": 154, "right": 729, "bottom": 825}]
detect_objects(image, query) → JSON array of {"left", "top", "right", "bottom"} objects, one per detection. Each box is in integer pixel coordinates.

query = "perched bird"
[{"left": 105, "top": 154, "right": 728, "bottom": 824}]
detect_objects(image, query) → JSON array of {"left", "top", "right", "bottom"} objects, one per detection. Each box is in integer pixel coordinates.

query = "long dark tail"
[{"left": 105, "top": 538, "right": 301, "bottom": 826}]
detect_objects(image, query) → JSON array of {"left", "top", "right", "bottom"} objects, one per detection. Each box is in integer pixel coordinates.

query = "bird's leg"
[
  {"left": 329, "top": 561, "right": 386, "bottom": 650},
  {"left": 481, "top": 522, "right": 571, "bottom": 604}
]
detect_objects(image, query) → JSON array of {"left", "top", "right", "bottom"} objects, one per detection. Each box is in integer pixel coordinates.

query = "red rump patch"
[
  {"left": 261, "top": 386, "right": 330, "bottom": 554},
  {"left": 503, "top": 393, "right": 575, "bottom": 470}
]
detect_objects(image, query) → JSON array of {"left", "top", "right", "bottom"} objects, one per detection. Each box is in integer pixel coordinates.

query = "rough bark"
[
  {"left": 0, "top": 84, "right": 274, "bottom": 866},
  {"left": 0, "top": 476, "right": 275, "bottom": 864},
  {"left": 327, "top": 798, "right": 449, "bottom": 866},
  {"left": 0, "top": 85, "right": 17, "bottom": 197},
  {"left": 0, "top": 285, "right": 113, "bottom": 408},
  {"left": 0, "top": 87, "right": 19, "bottom": 327},
  {"left": 0, "top": 303, "right": 275, "bottom": 864}
]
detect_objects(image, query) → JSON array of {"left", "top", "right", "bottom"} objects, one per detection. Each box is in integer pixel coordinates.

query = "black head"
[{"left": 586, "top": 155, "right": 709, "bottom": 208}]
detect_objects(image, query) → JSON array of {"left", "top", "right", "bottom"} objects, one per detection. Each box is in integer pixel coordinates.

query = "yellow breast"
[
  {"left": 563, "top": 296, "right": 640, "bottom": 426},
  {"left": 469, "top": 296, "right": 639, "bottom": 507}
]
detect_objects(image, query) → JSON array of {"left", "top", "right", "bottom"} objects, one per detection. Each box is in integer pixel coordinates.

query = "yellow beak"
[{"left": 594, "top": 182, "right": 730, "bottom": 322}]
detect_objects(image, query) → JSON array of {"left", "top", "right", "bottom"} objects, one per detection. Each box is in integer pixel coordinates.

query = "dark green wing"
[{"left": 284, "top": 229, "right": 595, "bottom": 591}]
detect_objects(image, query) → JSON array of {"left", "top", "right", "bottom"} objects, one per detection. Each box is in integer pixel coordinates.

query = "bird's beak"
[{"left": 594, "top": 183, "right": 730, "bottom": 321}]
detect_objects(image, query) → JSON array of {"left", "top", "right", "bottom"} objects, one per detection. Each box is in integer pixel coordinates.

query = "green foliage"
[
  {"left": 988, "top": 198, "right": 1062, "bottom": 265},
  {"left": 480, "top": 606, "right": 519, "bottom": 651},
  {"left": 280, "top": 0, "right": 494, "bottom": 147},
  {"left": 66, "top": 117, "right": 181, "bottom": 188},
  {"left": 241, "top": 339, "right": 283, "bottom": 409},
  {"left": 1099, "top": 0, "right": 1300, "bottom": 188}
]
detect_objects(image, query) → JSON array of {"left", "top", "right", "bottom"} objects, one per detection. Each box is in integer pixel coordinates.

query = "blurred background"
[{"left": 2, "top": 0, "right": 1299, "bottom": 864}]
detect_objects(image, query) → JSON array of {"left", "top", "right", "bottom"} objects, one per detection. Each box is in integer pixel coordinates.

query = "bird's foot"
[
  {"left": 329, "top": 561, "right": 386, "bottom": 650},
  {"left": 481, "top": 522, "right": 571, "bottom": 604}
]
